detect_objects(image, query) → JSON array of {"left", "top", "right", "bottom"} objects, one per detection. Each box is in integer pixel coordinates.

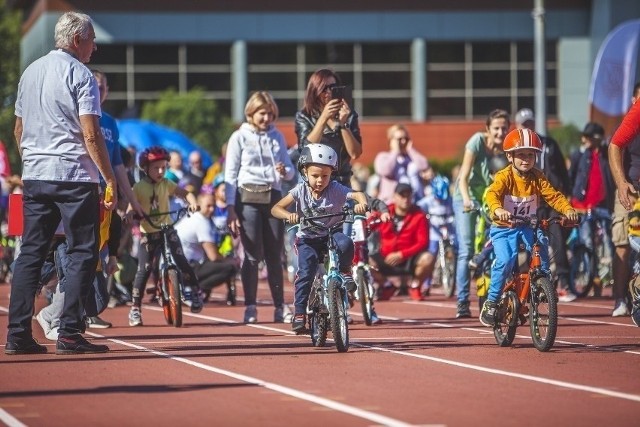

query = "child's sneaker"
[
  {"left": 128, "top": 307, "right": 143, "bottom": 327},
  {"left": 190, "top": 290, "right": 203, "bottom": 313},
  {"left": 370, "top": 309, "right": 382, "bottom": 325},
  {"left": 292, "top": 314, "right": 306, "bottom": 333},
  {"left": 409, "top": 286, "right": 424, "bottom": 301},
  {"left": 479, "top": 300, "right": 497, "bottom": 327}
]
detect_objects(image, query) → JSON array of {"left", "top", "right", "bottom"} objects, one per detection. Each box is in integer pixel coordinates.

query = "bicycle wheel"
[
  {"left": 493, "top": 290, "right": 519, "bottom": 347},
  {"left": 530, "top": 276, "right": 558, "bottom": 352},
  {"left": 441, "top": 244, "right": 456, "bottom": 298},
  {"left": 161, "top": 288, "right": 173, "bottom": 325},
  {"left": 328, "top": 278, "right": 349, "bottom": 352},
  {"left": 166, "top": 269, "right": 183, "bottom": 327},
  {"left": 569, "top": 245, "right": 595, "bottom": 297},
  {"left": 309, "top": 311, "right": 328, "bottom": 347},
  {"left": 356, "top": 267, "right": 373, "bottom": 326},
  {"left": 308, "top": 277, "right": 328, "bottom": 346}
]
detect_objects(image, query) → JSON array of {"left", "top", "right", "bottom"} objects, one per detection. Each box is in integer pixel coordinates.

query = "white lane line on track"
[
  {"left": 86, "top": 331, "right": 415, "bottom": 427},
  {"left": 362, "top": 343, "right": 640, "bottom": 403},
  {"left": 560, "top": 316, "right": 637, "bottom": 327},
  {"left": 0, "top": 408, "right": 27, "bottom": 427},
  {"left": 138, "top": 306, "right": 640, "bottom": 403}
]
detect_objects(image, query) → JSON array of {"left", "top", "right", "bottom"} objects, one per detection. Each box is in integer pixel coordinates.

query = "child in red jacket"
[{"left": 369, "top": 183, "right": 434, "bottom": 301}]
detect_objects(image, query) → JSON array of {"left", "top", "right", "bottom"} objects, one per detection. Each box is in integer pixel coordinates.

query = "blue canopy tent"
[{"left": 117, "top": 119, "right": 213, "bottom": 170}]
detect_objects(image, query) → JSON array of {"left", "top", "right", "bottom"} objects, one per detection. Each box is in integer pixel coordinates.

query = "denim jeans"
[
  {"left": 453, "top": 197, "right": 478, "bottom": 304},
  {"left": 293, "top": 233, "right": 353, "bottom": 315},
  {"left": 8, "top": 180, "right": 99, "bottom": 343}
]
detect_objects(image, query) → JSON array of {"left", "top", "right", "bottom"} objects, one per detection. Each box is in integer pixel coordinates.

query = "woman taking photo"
[
  {"left": 295, "top": 68, "right": 362, "bottom": 187},
  {"left": 225, "top": 91, "right": 295, "bottom": 324},
  {"left": 453, "top": 109, "right": 510, "bottom": 319}
]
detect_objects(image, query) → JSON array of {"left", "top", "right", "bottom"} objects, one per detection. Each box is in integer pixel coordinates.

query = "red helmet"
[
  {"left": 503, "top": 128, "right": 543, "bottom": 152},
  {"left": 138, "top": 146, "right": 170, "bottom": 169}
]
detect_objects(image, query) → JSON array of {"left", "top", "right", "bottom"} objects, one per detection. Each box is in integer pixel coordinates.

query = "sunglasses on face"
[{"left": 323, "top": 83, "right": 338, "bottom": 93}]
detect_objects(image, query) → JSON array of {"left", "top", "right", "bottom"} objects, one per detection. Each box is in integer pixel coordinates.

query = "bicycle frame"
[
  {"left": 140, "top": 208, "right": 189, "bottom": 327},
  {"left": 296, "top": 207, "right": 355, "bottom": 352},
  {"left": 495, "top": 215, "right": 572, "bottom": 351}
]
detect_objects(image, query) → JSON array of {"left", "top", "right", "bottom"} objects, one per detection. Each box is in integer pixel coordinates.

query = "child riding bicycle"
[
  {"left": 127, "top": 146, "right": 202, "bottom": 326},
  {"left": 480, "top": 128, "right": 578, "bottom": 327},
  {"left": 270, "top": 144, "right": 369, "bottom": 333}
]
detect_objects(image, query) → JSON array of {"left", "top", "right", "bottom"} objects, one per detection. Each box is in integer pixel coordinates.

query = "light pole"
[{"left": 533, "top": 0, "right": 547, "bottom": 135}]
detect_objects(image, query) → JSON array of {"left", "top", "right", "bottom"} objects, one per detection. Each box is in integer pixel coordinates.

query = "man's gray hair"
[{"left": 54, "top": 12, "right": 93, "bottom": 49}]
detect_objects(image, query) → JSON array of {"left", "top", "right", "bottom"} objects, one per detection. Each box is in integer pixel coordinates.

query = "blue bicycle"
[
  {"left": 569, "top": 208, "right": 613, "bottom": 297},
  {"left": 295, "top": 207, "right": 355, "bottom": 353}
]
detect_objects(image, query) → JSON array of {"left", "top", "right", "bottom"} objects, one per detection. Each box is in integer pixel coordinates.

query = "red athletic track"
[{"left": 0, "top": 280, "right": 638, "bottom": 427}]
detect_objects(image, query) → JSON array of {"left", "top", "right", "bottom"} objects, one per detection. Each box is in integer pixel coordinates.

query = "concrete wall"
[{"left": 558, "top": 37, "right": 591, "bottom": 128}]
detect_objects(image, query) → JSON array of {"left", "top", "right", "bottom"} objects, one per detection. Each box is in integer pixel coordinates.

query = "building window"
[{"left": 426, "top": 41, "right": 557, "bottom": 119}]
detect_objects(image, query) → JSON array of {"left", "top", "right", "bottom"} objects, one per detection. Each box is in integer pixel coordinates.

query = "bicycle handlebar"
[
  {"left": 133, "top": 207, "right": 191, "bottom": 230},
  {"left": 507, "top": 215, "right": 577, "bottom": 229}
]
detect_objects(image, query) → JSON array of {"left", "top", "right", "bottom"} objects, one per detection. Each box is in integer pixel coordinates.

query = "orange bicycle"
[{"left": 493, "top": 215, "right": 575, "bottom": 352}]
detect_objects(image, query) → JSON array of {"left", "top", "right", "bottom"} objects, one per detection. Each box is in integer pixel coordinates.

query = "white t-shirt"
[{"left": 174, "top": 212, "right": 216, "bottom": 264}]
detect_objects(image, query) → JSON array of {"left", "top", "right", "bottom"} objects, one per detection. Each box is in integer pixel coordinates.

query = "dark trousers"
[
  {"left": 236, "top": 191, "right": 284, "bottom": 307},
  {"left": 132, "top": 229, "right": 198, "bottom": 307},
  {"left": 8, "top": 180, "right": 99, "bottom": 343},
  {"left": 293, "top": 233, "right": 353, "bottom": 315},
  {"left": 194, "top": 259, "right": 237, "bottom": 292},
  {"left": 54, "top": 238, "right": 109, "bottom": 317}
]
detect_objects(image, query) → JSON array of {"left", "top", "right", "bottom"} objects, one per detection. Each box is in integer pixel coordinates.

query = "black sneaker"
[
  {"left": 456, "top": 301, "right": 472, "bottom": 318},
  {"left": 85, "top": 316, "right": 112, "bottom": 329},
  {"left": 291, "top": 314, "right": 306, "bottom": 333},
  {"left": 190, "top": 290, "right": 203, "bottom": 313},
  {"left": 226, "top": 281, "right": 237, "bottom": 306},
  {"left": 5, "top": 338, "right": 47, "bottom": 355},
  {"left": 56, "top": 336, "right": 109, "bottom": 355},
  {"left": 480, "top": 300, "right": 497, "bottom": 327}
]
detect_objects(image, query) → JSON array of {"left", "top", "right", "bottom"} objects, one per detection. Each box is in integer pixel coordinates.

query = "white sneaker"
[
  {"left": 45, "top": 327, "right": 59, "bottom": 341},
  {"left": 346, "top": 314, "right": 353, "bottom": 324},
  {"left": 370, "top": 310, "right": 382, "bottom": 325},
  {"left": 35, "top": 310, "right": 52, "bottom": 336},
  {"left": 612, "top": 301, "right": 630, "bottom": 317},
  {"left": 558, "top": 289, "right": 577, "bottom": 302}
]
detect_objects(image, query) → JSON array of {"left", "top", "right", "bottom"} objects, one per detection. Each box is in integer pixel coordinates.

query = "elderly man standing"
[{"left": 6, "top": 12, "right": 117, "bottom": 355}]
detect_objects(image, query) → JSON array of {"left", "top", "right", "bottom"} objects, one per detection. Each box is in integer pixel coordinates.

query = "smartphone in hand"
[{"left": 331, "top": 85, "right": 352, "bottom": 107}]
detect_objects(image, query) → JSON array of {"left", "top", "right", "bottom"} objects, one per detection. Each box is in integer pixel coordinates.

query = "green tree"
[
  {"left": 0, "top": 2, "right": 22, "bottom": 173},
  {"left": 549, "top": 123, "right": 582, "bottom": 158},
  {"left": 141, "top": 87, "right": 235, "bottom": 158}
]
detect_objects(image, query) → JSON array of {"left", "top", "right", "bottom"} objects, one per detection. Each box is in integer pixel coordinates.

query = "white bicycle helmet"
[{"left": 297, "top": 143, "right": 338, "bottom": 175}]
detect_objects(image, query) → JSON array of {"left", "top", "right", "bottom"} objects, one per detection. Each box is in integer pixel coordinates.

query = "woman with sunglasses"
[
  {"left": 374, "top": 124, "right": 429, "bottom": 204},
  {"left": 294, "top": 69, "right": 362, "bottom": 188}
]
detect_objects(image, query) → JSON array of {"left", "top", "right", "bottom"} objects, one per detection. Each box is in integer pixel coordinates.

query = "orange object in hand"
[{"left": 104, "top": 185, "right": 113, "bottom": 203}]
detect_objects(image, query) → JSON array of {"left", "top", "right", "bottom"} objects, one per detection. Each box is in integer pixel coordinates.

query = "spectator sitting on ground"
[{"left": 369, "top": 183, "right": 434, "bottom": 302}]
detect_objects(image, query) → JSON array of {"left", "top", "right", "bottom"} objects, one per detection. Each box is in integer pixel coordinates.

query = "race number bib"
[
  {"left": 502, "top": 195, "right": 538, "bottom": 217},
  {"left": 351, "top": 218, "right": 366, "bottom": 242}
]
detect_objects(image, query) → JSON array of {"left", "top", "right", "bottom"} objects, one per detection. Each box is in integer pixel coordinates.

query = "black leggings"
[
  {"left": 193, "top": 259, "right": 237, "bottom": 292},
  {"left": 132, "top": 230, "right": 198, "bottom": 307}
]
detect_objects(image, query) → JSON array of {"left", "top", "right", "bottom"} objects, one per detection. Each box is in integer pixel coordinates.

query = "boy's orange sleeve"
[
  {"left": 535, "top": 170, "right": 573, "bottom": 214},
  {"left": 485, "top": 169, "right": 508, "bottom": 215}
]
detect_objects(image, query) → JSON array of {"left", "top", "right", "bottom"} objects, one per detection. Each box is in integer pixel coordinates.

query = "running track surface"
[{"left": 0, "top": 280, "right": 638, "bottom": 427}]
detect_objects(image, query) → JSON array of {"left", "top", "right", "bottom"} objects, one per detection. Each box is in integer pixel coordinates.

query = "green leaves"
[{"left": 141, "top": 87, "right": 236, "bottom": 157}]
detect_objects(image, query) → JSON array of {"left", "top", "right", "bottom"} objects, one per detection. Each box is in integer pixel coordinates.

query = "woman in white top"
[{"left": 224, "top": 91, "right": 295, "bottom": 324}]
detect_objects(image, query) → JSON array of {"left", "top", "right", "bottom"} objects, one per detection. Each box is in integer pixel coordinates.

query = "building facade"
[{"left": 9, "top": 0, "right": 640, "bottom": 162}]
